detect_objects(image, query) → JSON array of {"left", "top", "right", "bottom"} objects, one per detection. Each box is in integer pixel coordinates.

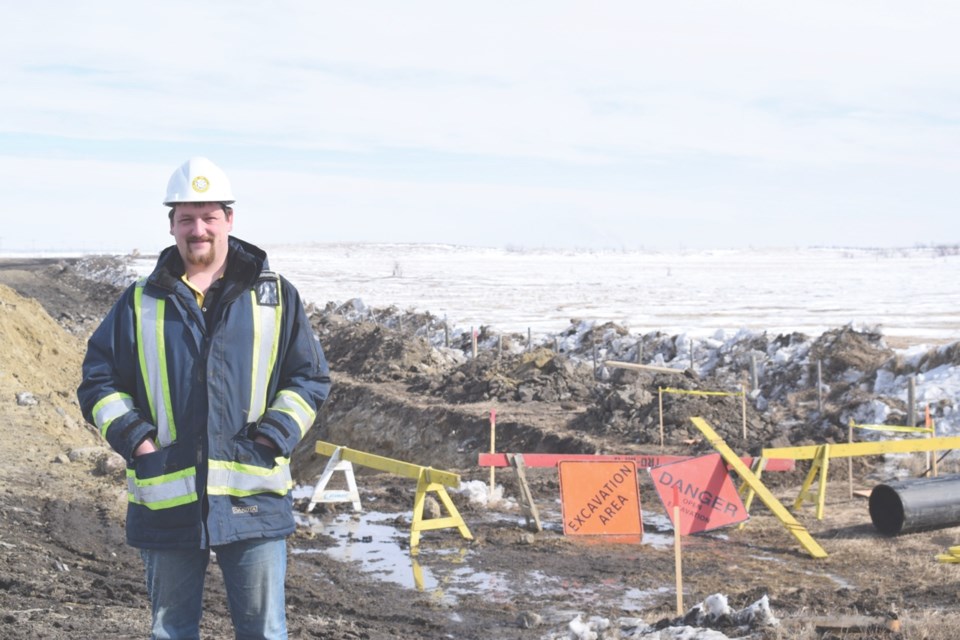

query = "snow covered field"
[{"left": 260, "top": 243, "right": 960, "bottom": 346}]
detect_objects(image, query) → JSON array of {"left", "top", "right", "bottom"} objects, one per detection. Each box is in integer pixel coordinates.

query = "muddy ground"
[{"left": 2, "top": 256, "right": 960, "bottom": 639}]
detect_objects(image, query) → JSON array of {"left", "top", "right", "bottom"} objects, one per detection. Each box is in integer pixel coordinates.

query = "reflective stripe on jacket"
[{"left": 78, "top": 238, "right": 331, "bottom": 549}]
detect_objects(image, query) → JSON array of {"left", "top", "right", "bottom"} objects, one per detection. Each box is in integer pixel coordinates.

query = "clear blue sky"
[{"left": 2, "top": 2, "right": 958, "bottom": 253}]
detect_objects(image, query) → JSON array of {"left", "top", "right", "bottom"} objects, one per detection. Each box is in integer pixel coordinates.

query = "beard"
[{"left": 183, "top": 237, "right": 217, "bottom": 267}]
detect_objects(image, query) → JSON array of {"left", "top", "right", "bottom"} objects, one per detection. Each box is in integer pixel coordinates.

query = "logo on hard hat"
[{"left": 192, "top": 176, "right": 210, "bottom": 193}]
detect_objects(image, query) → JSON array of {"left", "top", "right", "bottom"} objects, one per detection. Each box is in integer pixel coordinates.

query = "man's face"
[{"left": 169, "top": 202, "right": 233, "bottom": 269}]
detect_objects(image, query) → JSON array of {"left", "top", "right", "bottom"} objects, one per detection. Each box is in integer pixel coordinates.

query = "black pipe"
[{"left": 869, "top": 474, "right": 960, "bottom": 535}]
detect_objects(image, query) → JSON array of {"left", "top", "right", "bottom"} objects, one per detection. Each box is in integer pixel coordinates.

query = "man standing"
[{"left": 78, "top": 157, "right": 331, "bottom": 639}]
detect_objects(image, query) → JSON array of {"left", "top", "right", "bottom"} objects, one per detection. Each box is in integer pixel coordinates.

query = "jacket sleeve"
[
  {"left": 77, "top": 287, "right": 158, "bottom": 463},
  {"left": 254, "top": 280, "right": 331, "bottom": 457}
]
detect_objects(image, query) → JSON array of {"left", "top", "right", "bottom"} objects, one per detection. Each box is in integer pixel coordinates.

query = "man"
[{"left": 78, "top": 157, "right": 331, "bottom": 639}]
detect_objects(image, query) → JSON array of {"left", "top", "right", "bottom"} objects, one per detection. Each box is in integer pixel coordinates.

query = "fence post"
[
  {"left": 924, "top": 403, "right": 938, "bottom": 478},
  {"left": 817, "top": 360, "right": 823, "bottom": 414},
  {"left": 908, "top": 376, "right": 916, "bottom": 428},
  {"left": 848, "top": 421, "right": 854, "bottom": 498},
  {"left": 741, "top": 385, "right": 747, "bottom": 440},
  {"left": 658, "top": 387, "right": 665, "bottom": 450},
  {"left": 489, "top": 410, "right": 497, "bottom": 495}
]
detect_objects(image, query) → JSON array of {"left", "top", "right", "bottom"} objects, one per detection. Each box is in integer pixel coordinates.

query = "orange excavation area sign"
[
  {"left": 649, "top": 453, "right": 748, "bottom": 535},
  {"left": 558, "top": 461, "right": 643, "bottom": 536}
]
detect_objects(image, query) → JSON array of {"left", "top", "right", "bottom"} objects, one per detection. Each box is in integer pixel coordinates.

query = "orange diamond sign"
[{"left": 649, "top": 453, "right": 748, "bottom": 535}]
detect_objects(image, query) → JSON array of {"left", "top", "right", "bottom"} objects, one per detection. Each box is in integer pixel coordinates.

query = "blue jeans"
[{"left": 140, "top": 537, "right": 288, "bottom": 640}]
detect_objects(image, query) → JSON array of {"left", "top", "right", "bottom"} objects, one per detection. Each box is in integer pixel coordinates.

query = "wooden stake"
[
  {"left": 929, "top": 406, "right": 938, "bottom": 477},
  {"left": 741, "top": 385, "right": 747, "bottom": 440},
  {"left": 508, "top": 454, "right": 542, "bottom": 533},
  {"left": 606, "top": 361, "right": 684, "bottom": 375},
  {"left": 673, "top": 486, "right": 683, "bottom": 616},
  {"left": 848, "top": 421, "right": 854, "bottom": 499},
  {"left": 472, "top": 327, "right": 478, "bottom": 358},
  {"left": 817, "top": 360, "right": 823, "bottom": 414},
  {"left": 908, "top": 376, "right": 917, "bottom": 429},
  {"left": 658, "top": 387, "right": 665, "bottom": 451},
  {"left": 489, "top": 409, "right": 497, "bottom": 495}
]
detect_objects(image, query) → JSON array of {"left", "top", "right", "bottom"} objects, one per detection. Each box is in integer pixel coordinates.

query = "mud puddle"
[{"left": 293, "top": 492, "right": 685, "bottom": 616}]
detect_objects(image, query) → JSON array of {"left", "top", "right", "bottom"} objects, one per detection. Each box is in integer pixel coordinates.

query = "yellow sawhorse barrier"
[
  {"left": 309, "top": 441, "right": 473, "bottom": 551},
  {"left": 759, "top": 436, "right": 960, "bottom": 521},
  {"left": 793, "top": 444, "right": 831, "bottom": 519},
  {"left": 689, "top": 417, "right": 828, "bottom": 559}
]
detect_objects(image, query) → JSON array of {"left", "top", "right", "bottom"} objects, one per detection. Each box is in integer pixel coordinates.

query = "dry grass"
[{"left": 899, "top": 610, "right": 960, "bottom": 639}]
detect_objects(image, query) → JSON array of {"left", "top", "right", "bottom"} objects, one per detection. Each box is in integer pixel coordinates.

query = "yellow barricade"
[
  {"left": 758, "top": 436, "right": 960, "bottom": 521},
  {"left": 309, "top": 441, "right": 473, "bottom": 550}
]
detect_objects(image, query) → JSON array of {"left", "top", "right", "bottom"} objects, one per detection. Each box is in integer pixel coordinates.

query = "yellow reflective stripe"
[
  {"left": 248, "top": 291, "right": 265, "bottom": 418},
  {"left": 92, "top": 392, "right": 135, "bottom": 438},
  {"left": 207, "top": 458, "right": 292, "bottom": 496},
  {"left": 135, "top": 283, "right": 176, "bottom": 445},
  {"left": 156, "top": 300, "right": 176, "bottom": 444},
  {"left": 125, "top": 466, "right": 197, "bottom": 510},
  {"left": 247, "top": 283, "right": 282, "bottom": 421},
  {"left": 269, "top": 390, "right": 316, "bottom": 437},
  {"left": 268, "top": 281, "right": 281, "bottom": 384},
  {"left": 134, "top": 286, "right": 157, "bottom": 424}
]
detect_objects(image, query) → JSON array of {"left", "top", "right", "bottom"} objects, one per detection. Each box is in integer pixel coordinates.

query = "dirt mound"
[
  {"left": 0, "top": 283, "right": 93, "bottom": 446},
  {"left": 407, "top": 346, "right": 597, "bottom": 405},
  {"left": 813, "top": 325, "right": 894, "bottom": 377},
  {"left": 316, "top": 315, "right": 451, "bottom": 382}
]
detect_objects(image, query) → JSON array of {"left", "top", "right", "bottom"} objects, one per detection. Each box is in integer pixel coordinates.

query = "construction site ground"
[{"left": 2, "top": 257, "right": 960, "bottom": 639}]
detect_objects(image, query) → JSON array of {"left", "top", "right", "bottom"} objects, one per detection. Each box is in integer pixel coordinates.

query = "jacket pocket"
[
  {"left": 207, "top": 439, "right": 292, "bottom": 498},
  {"left": 128, "top": 445, "right": 199, "bottom": 510}
]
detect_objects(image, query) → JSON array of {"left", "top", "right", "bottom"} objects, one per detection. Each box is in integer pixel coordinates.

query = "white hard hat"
[{"left": 163, "top": 157, "right": 235, "bottom": 206}]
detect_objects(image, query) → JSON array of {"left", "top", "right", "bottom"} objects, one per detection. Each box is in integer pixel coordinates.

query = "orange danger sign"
[
  {"left": 558, "top": 461, "right": 642, "bottom": 536},
  {"left": 649, "top": 453, "right": 748, "bottom": 535}
]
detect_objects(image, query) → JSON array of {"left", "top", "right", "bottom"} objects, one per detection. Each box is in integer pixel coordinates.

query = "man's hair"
[{"left": 168, "top": 203, "right": 233, "bottom": 223}]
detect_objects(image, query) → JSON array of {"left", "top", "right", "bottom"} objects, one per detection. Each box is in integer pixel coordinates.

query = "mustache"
[{"left": 187, "top": 236, "right": 213, "bottom": 243}]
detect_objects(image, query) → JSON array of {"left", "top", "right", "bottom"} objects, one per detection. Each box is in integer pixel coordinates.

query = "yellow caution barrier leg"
[
  {"left": 411, "top": 467, "right": 474, "bottom": 550},
  {"left": 690, "top": 417, "right": 828, "bottom": 559},
  {"left": 793, "top": 444, "right": 830, "bottom": 520},
  {"left": 737, "top": 456, "right": 766, "bottom": 531}
]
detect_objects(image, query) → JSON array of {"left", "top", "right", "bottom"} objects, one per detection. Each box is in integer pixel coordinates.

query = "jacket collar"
[{"left": 150, "top": 236, "right": 269, "bottom": 292}]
